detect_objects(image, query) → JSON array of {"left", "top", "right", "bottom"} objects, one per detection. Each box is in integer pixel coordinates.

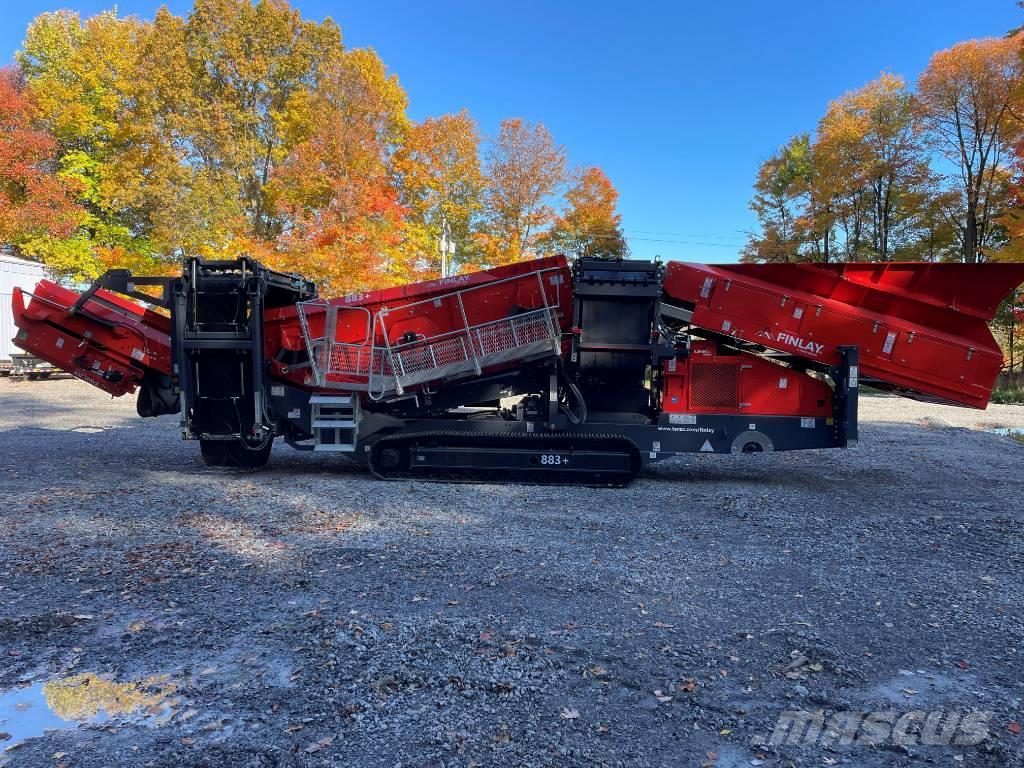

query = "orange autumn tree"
[
  {"left": 539, "top": 167, "right": 627, "bottom": 260},
  {"left": 269, "top": 48, "right": 411, "bottom": 294},
  {"left": 11, "top": 2, "right": 610, "bottom": 288},
  {"left": 0, "top": 66, "right": 83, "bottom": 265}
]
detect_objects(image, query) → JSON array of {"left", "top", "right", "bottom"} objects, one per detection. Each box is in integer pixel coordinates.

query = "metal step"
[
  {"left": 310, "top": 394, "right": 354, "bottom": 405},
  {"left": 311, "top": 393, "right": 359, "bottom": 452}
]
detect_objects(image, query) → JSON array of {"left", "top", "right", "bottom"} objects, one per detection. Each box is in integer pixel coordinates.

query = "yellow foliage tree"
[{"left": 392, "top": 110, "right": 485, "bottom": 276}]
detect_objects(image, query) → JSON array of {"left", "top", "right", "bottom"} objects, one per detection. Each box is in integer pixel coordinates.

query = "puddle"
[
  {"left": 0, "top": 673, "right": 179, "bottom": 752},
  {"left": 868, "top": 670, "right": 973, "bottom": 706},
  {"left": 986, "top": 427, "right": 1024, "bottom": 437}
]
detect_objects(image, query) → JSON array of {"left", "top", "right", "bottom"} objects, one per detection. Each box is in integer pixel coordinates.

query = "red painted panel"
[{"left": 664, "top": 261, "right": 1024, "bottom": 408}]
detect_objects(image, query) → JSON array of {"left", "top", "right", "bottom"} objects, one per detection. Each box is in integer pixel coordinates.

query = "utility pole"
[{"left": 439, "top": 216, "right": 456, "bottom": 278}]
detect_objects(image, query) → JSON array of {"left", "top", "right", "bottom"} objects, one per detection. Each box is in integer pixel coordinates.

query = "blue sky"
[{"left": 2, "top": 1, "right": 1021, "bottom": 263}]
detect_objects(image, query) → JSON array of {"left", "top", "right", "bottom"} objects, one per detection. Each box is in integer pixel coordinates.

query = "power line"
[
  {"left": 625, "top": 237, "right": 742, "bottom": 248},
  {"left": 624, "top": 229, "right": 747, "bottom": 242},
  {"left": 556, "top": 228, "right": 745, "bottom": 248},
  {"left": 555, "top": 225, "right": 748, "bottom": 245}
]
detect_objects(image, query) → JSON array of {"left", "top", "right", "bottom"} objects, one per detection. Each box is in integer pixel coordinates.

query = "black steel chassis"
[
  {"left": 80, "top": 257, "right": 859, "bottom": 483},
  {"left": 273, "top": 346, "right": 860, "bottom": 485}
]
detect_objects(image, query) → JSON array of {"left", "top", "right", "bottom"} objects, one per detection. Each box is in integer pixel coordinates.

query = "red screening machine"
[{"left": 11, "top": 255, "right": 1024, "bottom": 484}]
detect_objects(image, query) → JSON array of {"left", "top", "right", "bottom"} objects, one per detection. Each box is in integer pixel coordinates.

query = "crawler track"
[{"left": 367, "top": 430, "right": 642, "bottom": 486}]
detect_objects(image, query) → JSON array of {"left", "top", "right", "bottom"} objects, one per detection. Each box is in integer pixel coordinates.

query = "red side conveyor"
[
  {"left": 663, "top": 261, "right": 1024, "bottom": 408},
  {"left": 11, "top": 280, "right": 172, "bottom": 396}
]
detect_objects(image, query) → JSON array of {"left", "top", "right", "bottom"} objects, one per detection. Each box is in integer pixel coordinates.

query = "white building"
[{"left": 0, "top": 252, "right": 48, "bottom": 367}]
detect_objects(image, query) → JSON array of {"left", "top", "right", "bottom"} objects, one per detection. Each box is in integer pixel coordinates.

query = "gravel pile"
[{"left": 1, "top": 377, "right": 1023, "bottom": 767}]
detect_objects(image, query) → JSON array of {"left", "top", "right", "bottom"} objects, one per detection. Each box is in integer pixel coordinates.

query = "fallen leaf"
[
  {"left": 305, "top": 735, "right": 335, "bottom": 753},
  {"left": 179, "top": 738, "right": 195, "bottom": 746},
  {"left": 719, "top": 728, "right": 732, "bottom": 735},
  {"left": 652, "top": 621, "right": 674, "bottom": 628},
  {"left": 955, "top": 660, "right": 971, "bottom": 670},
  {"left": 783, "top": 654, "right": 808, "bottom": 673},
  {"left": 479, "top": 631, "right": 494, "bottom": 641},
  {"left": 73, "top": 614, "right": 94, "bottom": 620},
  {"left": 1008, "top": 722, "right": 1022, "bottom": 735},
  {"left": 678, "top": 679, "right": 696, "bottom": 692},
  {"left": 653, "top": 689, "right": 673, "bottom": 703},
  {"left": 559, "top": 708, "right": 580, "bottom": 720}
]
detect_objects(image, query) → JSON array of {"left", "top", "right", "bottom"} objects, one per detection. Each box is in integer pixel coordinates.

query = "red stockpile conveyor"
[{"left": 663, "top": 260, "right": 1024, "bottom": 408}]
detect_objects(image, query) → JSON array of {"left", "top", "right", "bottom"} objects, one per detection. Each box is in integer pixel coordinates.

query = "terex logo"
[{"left": 763, "top": 330, "right": 824, "bottom": 355}]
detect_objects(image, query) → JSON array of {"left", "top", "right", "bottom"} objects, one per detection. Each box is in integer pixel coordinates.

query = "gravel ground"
[{"left": 1, "top": 376, "right": 1023, "bottom": 768}]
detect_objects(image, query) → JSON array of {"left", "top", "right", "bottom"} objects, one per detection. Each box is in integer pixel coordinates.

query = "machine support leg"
[
  {"left": 548, "top": 367, "right": 560, "bottom": 426},
  {"left": 834, "top": 346, "right": 859, "bottom": 448}
]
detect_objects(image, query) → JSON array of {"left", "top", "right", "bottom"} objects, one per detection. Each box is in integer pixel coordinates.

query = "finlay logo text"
[{"left": 766, "top": 331, "right": 824, "bottom": 356}]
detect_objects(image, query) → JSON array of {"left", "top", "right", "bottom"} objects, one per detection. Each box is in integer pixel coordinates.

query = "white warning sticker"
[
  {"left": 700, "top": 277, "right": 714, "bottom": 298},
  {"left": 669, "top": 413, "right": 697, "bottom": 425},
  {"left": 699, "top": 439, "right": 714, "bottom": 452},
  {"left": 271, "top": 385, "right": 284, "bottom": 396},
  {"left": 131, "top": 348, "right": 144, "bottom": 361},
  {"left": 882, "top": 331, "right": 896, "bottom": 355},
  {"left": 779, "top": 377, "right": 788, "bottom": 389},
  {"left": 801, "top": 418, "right": 815, "bottom": 429}
]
